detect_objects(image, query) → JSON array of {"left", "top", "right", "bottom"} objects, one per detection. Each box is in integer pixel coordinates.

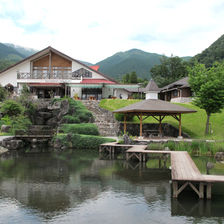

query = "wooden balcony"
[{"left": 17, "top": 72, "right": 82, "bottom": 80}]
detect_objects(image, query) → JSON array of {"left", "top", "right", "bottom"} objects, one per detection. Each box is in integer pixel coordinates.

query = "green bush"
[
  {"left": 62, "top": 115, "right": 81, "bottom": 124},
  {"left": 1, "top": 100, "right": 24, "bottom": 117},
  {"left": 53, "top": 134, "right": 116, "bottom": 149},
  {"left": 164, "top": 141, "right": 175, "bottom": 150},
  {"left": 61, "top": 123, "right": 99, "bottom": 135}
]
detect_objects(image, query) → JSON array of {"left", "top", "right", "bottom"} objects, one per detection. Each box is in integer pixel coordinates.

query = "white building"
[{"left": 0, "top": 46, "right": 137, "bottom": 99}]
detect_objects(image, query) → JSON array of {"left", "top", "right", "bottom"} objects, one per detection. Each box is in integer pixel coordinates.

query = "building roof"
[
  {"left": 160, "top": 77, "right": 189, "bottom": 91},
  {"left": 81, "top": 79, "right": 115, "bottom": 84},
  {"left": 144, "top": 79, "right": 160, "bottom": 92},
  {"left": 0, "top": 46, "right": 118, "bottom": 83},
  {"left": 113, "top": 99, "right": 197, "bottom": 115},
  {"left": 90, "top": 65, "right": 100, "bottom": 71}
]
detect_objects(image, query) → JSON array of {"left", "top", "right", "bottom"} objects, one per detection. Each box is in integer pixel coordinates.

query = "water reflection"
[{"left": 0, "top": 147, "right": 224, "bottom": 223}]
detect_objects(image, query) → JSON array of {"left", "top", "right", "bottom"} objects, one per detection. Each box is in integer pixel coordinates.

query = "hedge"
[
  {"left": 60, "top": 123, "right": 99, "bottom": 135},
  {"left": 53, "top": 134, "right": 116, "bottom": 149}
]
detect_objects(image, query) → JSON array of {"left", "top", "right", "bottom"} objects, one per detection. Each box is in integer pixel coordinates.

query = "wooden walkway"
[
  {"left": 15, "top": 129, "right": 56, "bottom": 139},
  {"left": 99, "top": 142, "right": 224, "bottom": 199}
]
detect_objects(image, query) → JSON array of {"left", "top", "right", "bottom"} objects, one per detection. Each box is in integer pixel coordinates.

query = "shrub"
[
  {"left": 114, "top": 113, "right": 133, "bottom": 122},
  {"left": 164, "top": 141, "right": 175, "bottom": 150},
  {"left": 53, "top": 134, "right": 116, "bottom": 149},
  {"left": 61, "top": 123, "right": 99, "bottom": 135},
  {"left": 62, "top": 115, "right": 81, "bottom": 124},
  {"left": 1, "top": 100, "right": 24, "bottom": 117}
]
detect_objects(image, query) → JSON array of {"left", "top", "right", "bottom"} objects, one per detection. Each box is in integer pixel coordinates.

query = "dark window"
[{"left": 173, "top": 90, "right": 178, "bottom": 97}]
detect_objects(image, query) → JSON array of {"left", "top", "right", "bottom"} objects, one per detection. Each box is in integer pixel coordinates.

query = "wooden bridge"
[
  {"left": 99, "top": 142, "right": 224, "bottom": 199},
  {"left": 15, "top": 129, "right": 56, "bottom": 139}
]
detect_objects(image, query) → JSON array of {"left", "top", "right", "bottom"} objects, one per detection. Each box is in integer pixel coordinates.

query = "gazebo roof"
[{"left": 113, "top": 99, "right": 197, "bottom": 115}]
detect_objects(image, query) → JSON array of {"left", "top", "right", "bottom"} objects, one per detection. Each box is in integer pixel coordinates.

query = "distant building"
[{"left": 159, "top": 77, "right": 193, "bottom": 103}]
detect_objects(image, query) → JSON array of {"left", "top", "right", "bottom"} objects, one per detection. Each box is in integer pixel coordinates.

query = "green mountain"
[
  {"left": 4, "top": 43, "right": 38, "bottom": 58},
  {"left": 190, "top": 34, "right": 224, "bottom": 67},
  {"left": 95, "top": 49, "right": 191, "bottom": 80},
  {"left": 0, "top": 42, "right": 26, "bottom": 71}
]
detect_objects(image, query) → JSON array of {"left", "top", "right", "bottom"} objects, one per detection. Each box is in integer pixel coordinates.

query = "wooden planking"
[
  {"left": 126, "top": 145, "right": 148, "bottom": 152},
  {"left": 171, "top": 152, "right": 205, "bottom": 181},
  {"left": 202, "top": 175, "right": 224, "bottom": 182}
]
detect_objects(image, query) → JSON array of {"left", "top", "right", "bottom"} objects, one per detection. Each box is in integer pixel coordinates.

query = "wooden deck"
[{"left": 99, "top": 142, "right": 224, "bottom": 199}]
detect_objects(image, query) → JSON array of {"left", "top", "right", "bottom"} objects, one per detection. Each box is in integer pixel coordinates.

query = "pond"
[{"left": 0, "top": 146, "right": 224, "bottom": 224}]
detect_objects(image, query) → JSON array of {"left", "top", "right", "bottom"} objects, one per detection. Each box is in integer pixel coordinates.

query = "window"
[
  {"left": 72, "top": 68, "right": 92, "bottom": 79},
  {"left": 173, "top": 90, "right": 178, "bottom": 97}
]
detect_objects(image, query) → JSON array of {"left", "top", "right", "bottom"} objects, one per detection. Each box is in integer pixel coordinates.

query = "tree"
[
  {"left": 122, "top": 71, "right": 138, "bottom": 84},
  {"left": 188, "top": 61, "right": 224, "bottom": 134},
  {"left": 150, "top": 55, "right": 189, "bottom": 87}
]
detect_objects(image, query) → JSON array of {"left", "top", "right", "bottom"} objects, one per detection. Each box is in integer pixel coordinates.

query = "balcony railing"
[{"left": 17, "top": 72, "right": 82, "bottom": 80}]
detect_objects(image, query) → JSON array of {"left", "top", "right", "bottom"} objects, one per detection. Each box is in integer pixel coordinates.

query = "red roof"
[
  {"left": 81, "top": 79, "right": 115, "bottom": 84},
  {"left": 90, "top": 65, "right": 100, "bottom": 71}
]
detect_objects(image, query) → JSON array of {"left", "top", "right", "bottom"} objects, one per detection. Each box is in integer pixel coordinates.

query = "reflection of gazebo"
[{"left": 113, "top": 79, "right": 197, "bottom": 138}]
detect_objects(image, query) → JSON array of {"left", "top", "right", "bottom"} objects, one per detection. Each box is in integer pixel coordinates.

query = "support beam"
[
  {"left": 159, "top": 115, "right": 162, "bottom": 134},
  {"left": 179, "top": 113, "right": 182, "bottom": 137},
  {"left": 140, "top": 112, "right": 142, "bottom": 137}
]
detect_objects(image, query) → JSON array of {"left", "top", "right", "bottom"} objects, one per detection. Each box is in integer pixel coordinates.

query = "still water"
[{"left": 0, "top": 147, "right": 224, "bottom": 224}]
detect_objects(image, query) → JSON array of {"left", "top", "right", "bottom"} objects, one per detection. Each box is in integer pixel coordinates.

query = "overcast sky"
[{"left": 0, "top": 0, "right": 224, "bottom": 64}]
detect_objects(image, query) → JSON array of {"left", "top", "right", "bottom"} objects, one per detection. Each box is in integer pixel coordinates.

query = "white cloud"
[{"left": 0, "top": 0, "right": 224, "bottom": 63}]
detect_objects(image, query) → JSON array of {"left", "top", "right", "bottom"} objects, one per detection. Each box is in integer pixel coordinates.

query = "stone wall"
[
  {"left": 119, "top": 123, "right": 191, "bottom": 138},
  {"left": 81, "top": 100, "right": 120, "bottom": 136}
]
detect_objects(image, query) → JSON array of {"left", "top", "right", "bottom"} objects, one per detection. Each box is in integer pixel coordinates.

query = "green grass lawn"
[{"left": 99, "top": 99, "right": 224, "bottom": 140}]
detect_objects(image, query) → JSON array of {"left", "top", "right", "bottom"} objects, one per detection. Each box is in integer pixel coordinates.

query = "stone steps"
[{"left": 81, "top": 100, "right": 119, "bottom": 136}]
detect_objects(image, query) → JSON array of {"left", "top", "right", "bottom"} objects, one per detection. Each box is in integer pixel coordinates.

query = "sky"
[{"left": 0, "top": 0, "right": 224, "bottom": 64}]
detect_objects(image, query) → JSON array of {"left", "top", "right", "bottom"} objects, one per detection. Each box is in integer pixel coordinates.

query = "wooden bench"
[{"left": 144, "top": 130, "right": 163, "bottom": 137}]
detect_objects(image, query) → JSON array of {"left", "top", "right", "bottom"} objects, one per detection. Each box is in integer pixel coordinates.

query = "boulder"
[
  {"left": 34, "top": 116, "right": 44, "bottom": 125},
  {"left": 1, "top": 125, "right": 11, "bottom": 133},
  {"left": 9, "top": 140, "right": 24, "bottom": 150},
  {"left": 54, "top": 138, "right": 62, "bottom": 148},
  {"left": 67, "top": 132, "right": 72, "bottom": 142},
  {"left": 60, "top": 99, "right": 69, "bottom": 115},
  {"left": 214, "top": 152, "right": 224, "bottom": 161},
  {"left": 123, "top": 134, "right": 134, "bottom": 145}
]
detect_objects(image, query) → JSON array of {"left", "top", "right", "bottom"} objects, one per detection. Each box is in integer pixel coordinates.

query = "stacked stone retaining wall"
[{"left": 81, "top": 100, "right": 119, "bottom": 136}]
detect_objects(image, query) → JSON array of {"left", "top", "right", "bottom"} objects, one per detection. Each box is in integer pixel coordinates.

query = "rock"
[
  {"left": 214, "top": 152, "right": 224, "bottom": 161},
  {"left": 123, "top": 134, "right": 134, "bottom": 145},
  {"left": 10, "top": 140, "right": 23, "bottom": 150},
  {"left": 57, "top": 112, "right": 63, "bottom": 121},
  {"left": 60, "top": 99, "right": 69, "bottom": 115},
  {"left": 67, "top": 132, "right": 72, "bottom": 142},
  {"left": 34, "top": 116, "right": 44, "bottom": 125},
  {"left": 54, "top": 138, "right": 62, "bottom": 148},
  {"left": 164, "top": 147, "right": 170, "bottom": 151},
  {"left": 69, "top": 107, "right": 76, "bottom": 116},
  {"left": 1, "top": 125, "right": 12, "bottom": 133}
]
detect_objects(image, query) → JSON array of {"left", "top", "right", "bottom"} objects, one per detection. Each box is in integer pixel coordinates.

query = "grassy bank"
[{"left": 99, "top": 99, "right": 224, "bottom": 140}]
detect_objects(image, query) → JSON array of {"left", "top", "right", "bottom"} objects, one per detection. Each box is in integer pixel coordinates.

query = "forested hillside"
[
  {"left": 190, "top": 34, "right": 224, "bottom": 67},
  {"left": 4, "top": 43, "right": 37, "bottom": 58},
  {"left": 0, "top": 43, "right": 38, "bottom": 71},
  {"left": 0, "top": 43, "right": 25, "bottom": 71},
  {"left": 95, "top": 49, "right": 191, "bottom": 80}
]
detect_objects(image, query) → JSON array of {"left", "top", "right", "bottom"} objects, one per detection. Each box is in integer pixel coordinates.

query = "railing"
[
  {"left": 17, "top": 72, "right": 82, "bottom": 80},
  {"left": 15, "top": 129, "right": 56, "bottom": 138}
]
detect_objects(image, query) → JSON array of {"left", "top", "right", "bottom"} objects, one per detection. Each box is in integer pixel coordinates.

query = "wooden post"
[
  {"left": 173, "top": 181, "right": 178, "bottom": 198},
  {"left": 124, "top": 113, "right": 126, "bottom": 134},
  {"left": 179, "top": 113, "right": 182, "bottom": 137},
  {"left": 206, "top": 183, "right": 212, "bottom": 199},
  {"left": 159, "top": 115, "right": 162, "bottom": 134},
  {"left": 140, "top": 112, "right": 142, "bottom": 137}
]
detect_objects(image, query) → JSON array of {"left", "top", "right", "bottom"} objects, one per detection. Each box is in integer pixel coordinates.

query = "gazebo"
[{"left": 113, "top": 79, "right": 197, "bottom": 138}]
